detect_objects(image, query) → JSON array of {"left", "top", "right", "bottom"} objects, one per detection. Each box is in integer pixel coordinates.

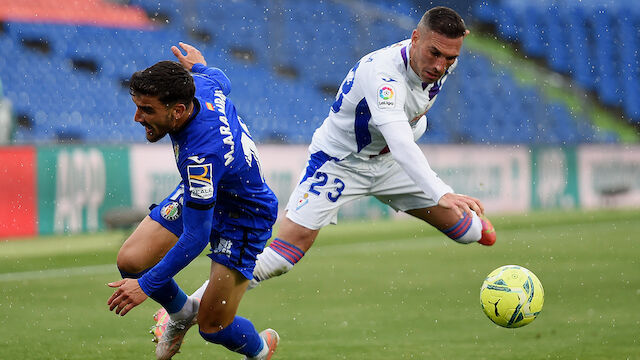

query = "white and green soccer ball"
[{"left": 480, "top": 265, "right": 544, "bottom": 328}]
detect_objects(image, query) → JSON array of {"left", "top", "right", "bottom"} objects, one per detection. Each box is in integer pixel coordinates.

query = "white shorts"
[{"left": 285, "top": 151, "right": 440, "bottom": 230}]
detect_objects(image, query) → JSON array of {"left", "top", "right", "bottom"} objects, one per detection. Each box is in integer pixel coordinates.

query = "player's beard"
[{"left": 144, "top": 114, "right": 171, "bottom": 143}]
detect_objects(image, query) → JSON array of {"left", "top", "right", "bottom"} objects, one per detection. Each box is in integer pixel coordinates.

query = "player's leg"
[
  {"left": 371, "top": 155, "right": 495, "bottom": 245},
  {"left": 116, "top": 184, "right": 200, "bottom": 332},
  {"left": 118, "top": 183, "right": 185, "bottom": 275},
  {"left": 250, "top": 152, "right": 369, "bottom": 289},
  {"left": 116, "top": 215, "right": 177, "bottom": 274},
  {"left": 118, "top": 214, "right": 200, "bottom": 360},
  {"left": 117, "top": 214, "right": 195, "bottom": 312},
  {"left": 198, "top": 229, "right": 279, "bottom": 359},
  {"left": 198, "top": 263, "right": 275, "bottom": 359},
  {"left": 405, "top": 206, "right": 495, "bottom": 245},
  {"left": 249, "top": 216, "right": 317, "bottom": 289}
]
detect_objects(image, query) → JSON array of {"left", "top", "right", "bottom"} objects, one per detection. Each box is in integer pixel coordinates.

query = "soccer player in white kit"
[{"left": 250, "top": 6, "right": 496, "bottom": 287}]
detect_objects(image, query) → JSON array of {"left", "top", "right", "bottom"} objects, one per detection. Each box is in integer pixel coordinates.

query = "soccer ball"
[{"left": 480, "top": 265, "right": 544, "bottom": 328}]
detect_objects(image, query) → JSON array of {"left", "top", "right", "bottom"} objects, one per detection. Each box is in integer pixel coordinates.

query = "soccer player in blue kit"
[{"left": 107, "top": 43, "right": 280, "bottom": 360}]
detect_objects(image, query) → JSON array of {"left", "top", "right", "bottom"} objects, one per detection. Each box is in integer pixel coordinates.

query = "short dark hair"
[
  {"left": 129, "top": 61, "right": 195, "bottom": 107},
  {"left": 418, "top": 6, "right": 467, "bottom": 39}
]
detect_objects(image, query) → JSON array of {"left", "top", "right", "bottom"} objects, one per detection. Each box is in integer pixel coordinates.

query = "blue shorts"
[
  {"left": 149, "top": 183, "right": 185, "bottom": 238},
  {"left": 149, "top": 182, "right": 271, "bottom": 280}
]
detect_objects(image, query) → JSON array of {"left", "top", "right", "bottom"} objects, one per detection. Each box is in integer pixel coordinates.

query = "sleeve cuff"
[
  {"left": 191, "top": 63, "right": 207, "bottom": 73},
  {"left": 137, "top": 275, "right": 153, "bottom": 296},
  {"left": 432, "top": 187, "right": 453, "bottom": 205}
]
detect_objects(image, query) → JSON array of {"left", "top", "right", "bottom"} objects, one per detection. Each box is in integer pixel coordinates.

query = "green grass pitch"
[{"left": 1, "top": 209, "right": 639, "bottom": 359}]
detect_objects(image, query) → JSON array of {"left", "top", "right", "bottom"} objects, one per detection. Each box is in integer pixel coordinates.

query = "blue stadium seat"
[
  {"left": 1, "top": 0, "right": 630, "bottom": 144},
  {"left": 475, "top": 0, "right": 639, "bottom": 123}
]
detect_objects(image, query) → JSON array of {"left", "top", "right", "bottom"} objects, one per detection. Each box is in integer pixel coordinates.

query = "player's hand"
[
  {"left": 107, "top": 278, "right": 148, "bottom": 316},
  {"left": 171, "top": 42, "right": 207, "bottom": 71},
  {"left": 437, "top": 192, "right": 484, "bottom": 219}
]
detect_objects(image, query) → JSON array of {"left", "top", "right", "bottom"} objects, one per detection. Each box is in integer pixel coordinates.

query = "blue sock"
[
  {"left": 199, "top": 316, "right": 263, "bottom": 357},
  {"left": 118, "top": 267, "right": 187, "bottom": 314}
]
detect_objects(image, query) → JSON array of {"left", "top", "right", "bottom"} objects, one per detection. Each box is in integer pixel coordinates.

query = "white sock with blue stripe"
[
  {"left": 442, "top": 211, "right": 482, "bottom": 244},
  {"left": 252, "top": 238, "right": 304, "bottom": 286}
]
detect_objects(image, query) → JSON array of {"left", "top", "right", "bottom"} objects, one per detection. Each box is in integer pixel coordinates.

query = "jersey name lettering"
[{"left": 213, "top": 90, "right": 235, "bottom": 166}]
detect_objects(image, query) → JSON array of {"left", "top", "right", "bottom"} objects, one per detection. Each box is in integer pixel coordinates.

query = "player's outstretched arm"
[
  {"left": 437, "top": 192, "right": 484, "bottom": 219},
  {"left": 173, "top": 42, "right": 232, "bottom": 95},
  {"left": 171, "top": 42, "right": 207, "bottom": 70},
  {"left": 107, "top": 278, "right": 149, "bottom": 316}
]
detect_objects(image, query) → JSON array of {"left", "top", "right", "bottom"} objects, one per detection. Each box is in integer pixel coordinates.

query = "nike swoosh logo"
[
  {"left": 188, "top": 156, "right": 206, "bottom": 164},
  {"left": 381, "top": 77, "right": 396, "bottom": 82}
]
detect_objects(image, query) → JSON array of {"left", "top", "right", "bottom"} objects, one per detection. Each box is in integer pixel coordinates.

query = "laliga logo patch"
[
  {"left": 377, "top": 85, "right": 395, "bottom": 109},
  {"left": 160, "top": 201, "right": 181, "bottom": 221},
  {"left": 187, "top": 163, "right": 214, "bottom": 200}
]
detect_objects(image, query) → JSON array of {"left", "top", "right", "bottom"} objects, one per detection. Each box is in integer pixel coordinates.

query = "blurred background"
[{"left": 0, "top": 0, "right": 639, "bottom": 237}]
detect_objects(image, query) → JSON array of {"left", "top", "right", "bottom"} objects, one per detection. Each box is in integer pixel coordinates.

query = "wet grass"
[{"left": 1, "top": 209, "right": 638, "bottom": 359}]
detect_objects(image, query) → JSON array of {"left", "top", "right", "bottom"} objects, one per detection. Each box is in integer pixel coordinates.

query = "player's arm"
[
  {"left": 136, "top": 155, "right": 219, "bottom": 296},
  {"left": 172, "top": 42, "right": 231, "bottom": 95},
  {"left": 378, "top": 121, "right": 452, "bottom": 202},
  {"left": 107, "top": 189, "right": 214, "bottom": 315},
  {"left": 362, "top": 71, "right": 444, "bottom": 199},
  {"left": 378, "top": 121, "right": 483, "bottom": 218},
  {"left": 191, "top": 63, "right": 231, "bottom": 95},
  {"left": 136, "top": 203, "right": 213, "bottom": 294},
  {"left": 365, "top": 71, "right": 481, "bottom": 218}
]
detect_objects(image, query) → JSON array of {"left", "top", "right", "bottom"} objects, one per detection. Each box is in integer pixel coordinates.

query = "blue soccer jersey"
[{"left": 139, "top": 63, "right": 278, "bottom": 294}]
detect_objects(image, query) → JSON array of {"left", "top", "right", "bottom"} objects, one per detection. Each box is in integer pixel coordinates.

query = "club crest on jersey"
[
  {"left": 296, "top": 193, "right": 309, "bottom": 210},
  {"left": 378, "top": 85, "right": 395, "bottom": 109},
  {"left": 160, "top": 201, "right": 181, "bottom": 221},
  {"left": 187, "top": 163, "right": 214, "bottom": 200}
]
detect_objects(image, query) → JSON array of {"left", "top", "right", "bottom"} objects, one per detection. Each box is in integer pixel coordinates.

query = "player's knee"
[
  {"left": 116, "top": 249, "right": 147, "bottom": 274},
  {"left": 197, "top": 311, "right": 234, "bottom": 334}
]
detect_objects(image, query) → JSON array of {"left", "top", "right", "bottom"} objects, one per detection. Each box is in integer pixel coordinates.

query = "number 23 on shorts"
[{"left": 308, "top": 171, "right": 345, "bottom": 202}]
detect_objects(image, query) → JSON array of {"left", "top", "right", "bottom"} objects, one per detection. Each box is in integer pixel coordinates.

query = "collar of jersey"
[
  {"left": 402, "top": 43, "right": 428, "bottom": 89},
  {"left": 173, "top": 98, "right": 201, "bottom": 134}
]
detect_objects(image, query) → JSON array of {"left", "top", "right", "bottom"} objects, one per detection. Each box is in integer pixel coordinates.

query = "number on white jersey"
[
  {"left": 238, "top": 117, "right": 265, "bottom": 181},
  {"left": 331, "top": 61, "right": 361, "bottom": 114}
]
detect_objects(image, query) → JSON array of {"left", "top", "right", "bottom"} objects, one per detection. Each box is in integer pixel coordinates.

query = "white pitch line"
[
  {"left": 0, "top": 237, "right": 442, "bottom": 283},
  {"left": 0, "top": 264, "right": 116, "bottom": 282},
  {"left": 0, "top": 257, "right": 214, "bottom": 283}
]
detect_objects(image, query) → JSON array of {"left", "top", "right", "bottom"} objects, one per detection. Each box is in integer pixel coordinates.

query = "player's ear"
[
  {"left": 411, "top": 28, "right": 419, "bottom": 45},
  {"left": 172, "top": 103, "right": 187, "bottom": 120}
]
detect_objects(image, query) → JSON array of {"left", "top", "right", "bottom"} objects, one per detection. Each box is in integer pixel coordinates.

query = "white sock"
[
  {"left": 253, "top": 247, "right": 295, "bottom": 282},
  {"left": 249, "top": 338, "right": 269, "bottom": 359},
  {"left": 191, "top": 280, "right": 209, "bottom": 299},
  {"left": 454, "top": 211, "right": 483, "bottom": 244},
  {"left": 169, "top": 296, "right": 199, "bottom": 321}
]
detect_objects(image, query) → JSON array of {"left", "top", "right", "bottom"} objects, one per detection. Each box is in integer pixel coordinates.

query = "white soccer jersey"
[{"left": 310, "top": 39, "right": 457, "bottom": 159}]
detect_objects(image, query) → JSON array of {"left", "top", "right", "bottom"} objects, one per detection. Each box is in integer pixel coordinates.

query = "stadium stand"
[
  {"left": 0, "top": 0, "right": 631, "bottom": 145},
  {"left": 0, "top": 0, "right": 151, "bottom": 28},
  {"left": 474, "top": 0, "right": 640, "bottom": 124}
]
